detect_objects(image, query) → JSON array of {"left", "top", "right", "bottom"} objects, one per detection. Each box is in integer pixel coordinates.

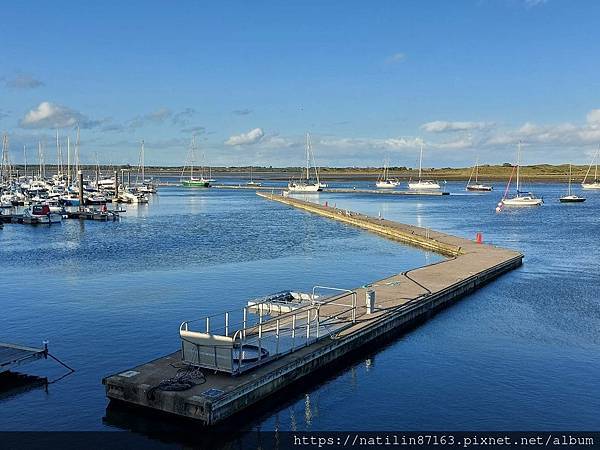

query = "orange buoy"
[{"left": 475, "top": 232, "right": 483, "bottom": 244}]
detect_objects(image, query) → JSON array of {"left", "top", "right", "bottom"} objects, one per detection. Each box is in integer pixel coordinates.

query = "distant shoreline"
[{"left": 8, "top": 164, "right": 592, "bottom": 182}]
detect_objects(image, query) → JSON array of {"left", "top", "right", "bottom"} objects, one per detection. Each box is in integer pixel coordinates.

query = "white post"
[
  {"left": 243, "top": 307, "right": 247, "bottom": 338},
  {"left": 306, "top": 310, "right": 310, "bottom": 341},
  {"left": 276, "top": 319, "right": 280, "bottom": 354},
  {"left": 292, "top": 314, "right": 296, "bottom": 350}
]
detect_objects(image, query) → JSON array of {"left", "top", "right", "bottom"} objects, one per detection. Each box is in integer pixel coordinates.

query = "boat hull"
[
  {"left": 375, "top": 182, "right": 398, "bottom": 189},
  {"left": 408, "top": 182, "right": 440, "bottom": 190},
  {"left": 182, "top": 180, "right": 210, "bottom": 188},
  {"left": 466, "top": 184, "right": 493, "bottom": 192},
  {"left": 559, "top": 196, "right": 586, "bottom": 203},
  {"left": 287, "top": 184, "right": 322, "bottom": 193},
  {"left": 501, "top": 197, "right": 543, "bottom": 207},
  {"left": 581, "top": 183, "right": 600, "bottom": 190}
]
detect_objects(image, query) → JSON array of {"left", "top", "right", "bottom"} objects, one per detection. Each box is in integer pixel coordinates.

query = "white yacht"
[
  {"left": 288, "top": 132, "right": 322, "bottom": 193},
  {"left": 408, "top": 143, "right": 440, "bottom": 190},
  {"left": 375, "top": 159, "right": 399, "bottom": 189},
  {"left": 560, "top": 164, "right": 586, "bottom": 203},
  {"left": 581, "top": 146, "right": 600, "bottom": 190},
  {"left": 466, "top": 157, "right": 493, "bottom": 191},
  {"left": 498, "top": 141, "right": 543, "bottom": 208}
]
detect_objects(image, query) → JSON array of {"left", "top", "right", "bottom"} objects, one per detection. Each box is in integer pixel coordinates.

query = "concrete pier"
[{"left": 103, "top": 192, "right": 522, "bottom": 426}]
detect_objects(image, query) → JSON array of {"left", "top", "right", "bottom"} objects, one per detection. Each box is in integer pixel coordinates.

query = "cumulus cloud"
[
  {"left": 421, "top": 120, "right": 492, "bottom": 133},
  {"left": 232, "top": 109, "right": 252, "bottom": 116},
  {"left": 484, "top": 110, "right": 600, "bottom": 147},
  {"left": 19, "top": 101, "right": 97, "bottom": 129},
  {"left": 385, "top": 53, "right": 406, "bottom": 64},
  {"left": 225, "top": 128, "right": 265, "bottom": 146},
  {"left": 5, "top": 74, "right": 44, "bottom": 89}
]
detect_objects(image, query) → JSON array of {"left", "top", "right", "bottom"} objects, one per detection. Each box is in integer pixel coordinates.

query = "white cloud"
[
  {"left": 421, "top": 120, "right": 492, "bottom": 133},
  {"left": 225, "top": 128, "right": 265, "bottom": 146},
  {"left": 19, "top": 101, "right": 96, "bottom": 129},
  {"left": 484, "top": 110, "right": 600, "bottom": 147},
  {"left": 385, "top": 52, "right": 406, "bottom": 64},
  {"left": 586, "top": 109, "right": 600, "bottom": 126}
]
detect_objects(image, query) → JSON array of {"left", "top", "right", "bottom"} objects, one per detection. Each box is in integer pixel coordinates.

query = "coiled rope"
[{"left": 146, "top": 365, "right": 206, "bottom": 401}]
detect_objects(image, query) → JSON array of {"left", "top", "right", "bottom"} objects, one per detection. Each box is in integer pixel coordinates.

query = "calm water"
[{"left": 1, "top": 180, "right": 599, "bottom": 436}]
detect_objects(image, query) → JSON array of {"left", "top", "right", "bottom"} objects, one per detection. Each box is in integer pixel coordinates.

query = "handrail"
[{"left": 180, "top": 285, "right": 360, "bottom": 374}]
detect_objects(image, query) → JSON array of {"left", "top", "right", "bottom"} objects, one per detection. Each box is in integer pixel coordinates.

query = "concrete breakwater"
[{"left": 102, "top": 192, "right": 523, "bottom": 426}]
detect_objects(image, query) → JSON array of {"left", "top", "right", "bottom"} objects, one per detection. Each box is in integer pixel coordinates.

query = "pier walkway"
[
  {"left": 0, "top": 343, "right": 47, "bottom": 374},
  {"left": 103, "top": 192, "right": 522, "bottom": 426}
]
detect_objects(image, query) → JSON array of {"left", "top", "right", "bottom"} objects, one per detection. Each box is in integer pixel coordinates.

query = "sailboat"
[
  {"left": 181, "top": 136, "right": 210, "bottom": 188},
  {"left": 288, "top": 132, "right": 322, "bottom": 193},
  {"left": 560, "top": 164, "right": 586, "bottom": 203},
  {"left": 246, "top": 165, "right": 262, "bottom": 187},
  {"left": 581, "top": 145, "right": 600, "bottom": 190},
  {"left": 499, "top": 141, "right": 543, "bottom": 208},
  {"left": 136, "top": 140, "right": 157, "bottom": 194},
  {"left": 375, "top": 158, "right": 399, "bottom": 189},
  {"left": 408, "top": 142, "right": 440, "bottom": 190},
  {"left": 466, "top": 157, "right": 493, "bottom": 191}
]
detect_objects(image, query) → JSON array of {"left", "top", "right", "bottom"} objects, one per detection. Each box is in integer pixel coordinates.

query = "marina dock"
[
  {"left": 0, "top": 343, "right": 47, "bottom": 374},
  {"left": 102, "top": 192, "right": 523, "bottom": 426}
]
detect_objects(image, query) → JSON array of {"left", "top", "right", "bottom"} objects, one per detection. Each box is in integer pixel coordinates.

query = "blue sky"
[{"left": 1, "top": 0, "right": 600, "bottom": 167}]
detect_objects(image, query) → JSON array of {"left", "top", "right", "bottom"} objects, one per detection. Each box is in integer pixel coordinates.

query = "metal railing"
[{"left": 179, "top": 286, "right": 357, "bottom": 375}]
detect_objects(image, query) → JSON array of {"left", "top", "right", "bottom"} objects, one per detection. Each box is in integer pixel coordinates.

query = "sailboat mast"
[
  {"left": 305, "top": 132, "right": 310, "bottom": 181},
  {"left": 23, "top": 144, "right": 27, "bottom": 178},
  {"left": 75, "top": 126, "right": 80, "bottom": 183},
  {"left": 418, "top": 142, "right": 423, "bottom": 181},
  {"left": 568, "top": 163, "right": 572, "bottom": 195},
  {"left": 141, "top": 140, "right": 145, "bottom": 182},
  {"left": 475, "top": 156, "right": 479, "bottom": 183},
  {"left": 191, "top": 136, "right": 195, "bottom": 178},
  {"left": 516, "top": 141, "right": 521, "bottom": 194},
  {"left": 38, "top": 141, "right": 42, "bottom": 178},
  {"left": 56, "top": 130, "right": 60, "bottom": 177},
  {"left": 67, "top": 136, "right": 71, "bottom": 186}
]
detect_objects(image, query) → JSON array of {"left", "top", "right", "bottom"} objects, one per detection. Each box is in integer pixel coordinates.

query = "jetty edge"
[{"left": 102, "top": 192, "right": 523, "bottom": 426}]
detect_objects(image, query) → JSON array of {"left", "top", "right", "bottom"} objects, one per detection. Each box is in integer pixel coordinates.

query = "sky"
[{"left": 1, "top": 0, "right": 600, "bottom": 168}]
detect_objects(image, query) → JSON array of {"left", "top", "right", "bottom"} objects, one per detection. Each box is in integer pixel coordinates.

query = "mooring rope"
[{"left": 146, "top": 365, "right": 206, "bottom": 401}]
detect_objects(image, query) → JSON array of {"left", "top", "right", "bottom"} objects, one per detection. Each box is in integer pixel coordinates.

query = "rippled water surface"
[{"left": 1, "top": 180, "right": 599, "bottom": 436}]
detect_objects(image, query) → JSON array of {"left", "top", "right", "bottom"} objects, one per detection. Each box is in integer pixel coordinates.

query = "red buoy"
[{"left": 476, "top": 232, "right": 483, "bottom": 244}]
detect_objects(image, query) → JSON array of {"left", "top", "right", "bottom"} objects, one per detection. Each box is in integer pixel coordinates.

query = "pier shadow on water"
[{"left": 0, "top": 371, "right": 48, "bottom": 402}]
